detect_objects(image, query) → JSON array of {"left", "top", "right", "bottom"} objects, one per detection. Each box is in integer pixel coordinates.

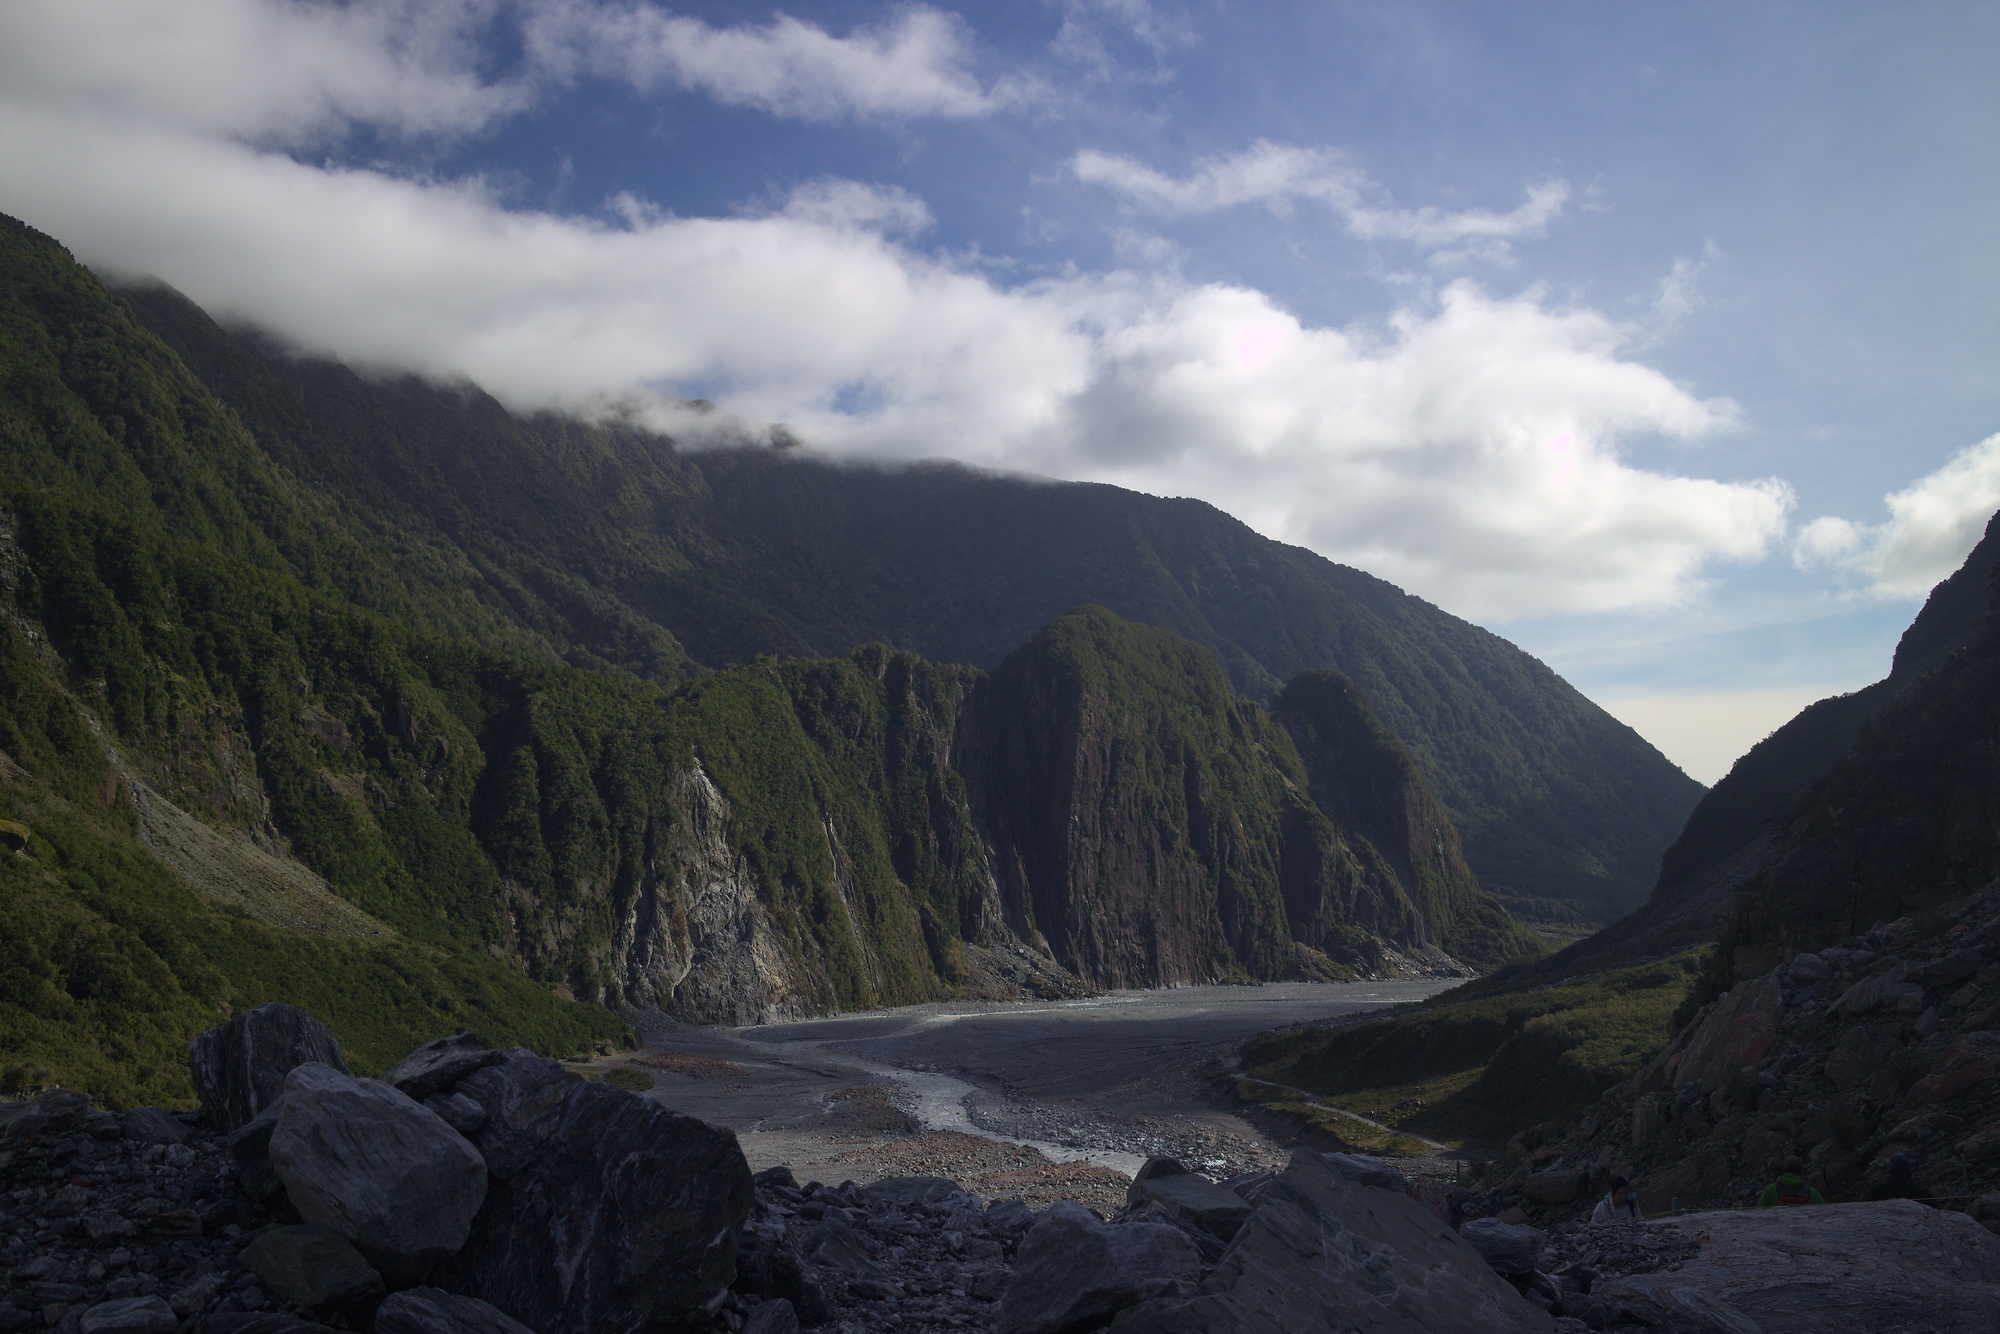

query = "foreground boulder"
[
  {"left": 1108, "top": 1150, "right": 1553, "bottom": 1334},
  {"left": 190, "top": 1004, "right": 349, "bottom": 1133},
  {"left": 267, "top": 1063, "right": 488, "bottom": 1280},
  {"left": 436, "top": 1068, "right": 754, "bottom": 1334},
  {"left": 998, "top": 1200, "right": 1202, "bottom": 1334},
  {"left": 1594, "top": 1200, "right": 2000, "bottom": 1333}
]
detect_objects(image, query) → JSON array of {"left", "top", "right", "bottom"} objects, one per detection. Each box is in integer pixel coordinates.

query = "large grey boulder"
[
  {"left": 267, "top": 1063, "right": 487, "bottom": 1280},
  {"left": 434, "top": 1077, "right": 754, "bottom": 1334},
  {"left": 77, "top": 1296, "right": 177, "bottom": 1333},
  {"left": 1596, "top": 1201, "right": 2000, "bottom": 1333},
  {"left": 373, "top": 1288, "right": 537, "bottom": 1334},
  {"left": 190, "top": 1004, "right": 349, "bottom": 1133},
  {"left": 0, "top": 1087, "right": 89, "bottom": 1141},
  {"left": 239, "top": 1225, "right": 384, "bottom": 1309},
  {"left": 997, "top": 1201, "right": 1203, "bottom": 1334},
  {"left": 1105, "top": 1150, "right": 1554, "bottom": 1334},
  {"left": 186, "top": 1316, "right": 340, "bottom": 1333},
  {"left": 382, "top": 1034, "right": 506, "bottom": 1102}
]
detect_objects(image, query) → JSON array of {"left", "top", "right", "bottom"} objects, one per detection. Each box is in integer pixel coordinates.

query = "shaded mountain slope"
[
  {"left": 120, "top": 278, "right": 1700, "bottom": 928},
  {"left": 1454, "top": 514, "right": 2000, "bottom": 996},
  {"left": 0, "top": 215, "right": 1541, "bottom": 1104},
  {"left": 1725, "top": 570, "right": 2000, "bottom": 976}
]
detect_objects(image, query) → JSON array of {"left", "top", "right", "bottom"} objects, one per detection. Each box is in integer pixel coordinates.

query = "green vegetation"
[
  {"left": 120, "top": 275, "right": 1700, "bottom": 928},
  {"left": 0, "top": 210, "right": 1629, "bottom": 1106},
  {"left": 1238, "top": 952, "right": 1704, "bottom": 1148}
]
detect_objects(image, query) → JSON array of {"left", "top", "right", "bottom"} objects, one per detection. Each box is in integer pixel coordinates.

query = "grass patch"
[{"left": 1241, "top": 950, "right": 1704, "bottom": 1150}]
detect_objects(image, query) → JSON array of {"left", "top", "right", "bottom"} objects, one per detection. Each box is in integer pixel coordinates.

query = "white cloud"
[
  {"left": 0, "top": 6, "right": 1791, "bottom": 622},
  {"left": 1072, "top": 139, "right": 1569, "bottom": 258},
  {"left": 522, "top": 1, "right": 1024, "bottom": 121},
  {"left": 1793, "top": 432, "right": 2000, "bottom": 598},
  {"left": 0, "top": 0, "right": 530, "bottom": 142},
  {"left": 0, "top": 0, "right": 1024, "bottom": 140}
]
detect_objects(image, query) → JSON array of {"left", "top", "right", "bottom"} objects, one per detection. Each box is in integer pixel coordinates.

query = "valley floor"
[{"left": 618, "top": 981, "right": 1460, "bottom": 1214}]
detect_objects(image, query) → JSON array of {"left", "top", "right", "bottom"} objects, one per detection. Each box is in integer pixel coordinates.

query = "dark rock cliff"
[{"left": 1725, "top": 573, "right": 2000, "bottom": 977}]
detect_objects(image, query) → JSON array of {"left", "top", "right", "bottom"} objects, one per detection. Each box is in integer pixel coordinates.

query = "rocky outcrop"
[
  {"left": 1471, "top": 884, "right": 2000, "bottom": 1228},
  {"left": 613, "top": 761, "right": 815, "bottom": 1026},
  {"left": 188, "top": 1005, "right": 348, "bottom": 1134},
  {"left": 1597, "top": 1202, "right": 2000, "bottom": 1333}
]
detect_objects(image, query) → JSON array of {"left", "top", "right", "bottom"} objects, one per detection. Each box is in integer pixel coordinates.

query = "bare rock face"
[
  {"left": 997, "top": 1201, "right": 1203, "bottom": 1334},
  {"left": 373, "top": 1288, "right": 537, "bottom": 1334},
  {"left": 381, "top": 1034, "right": 505, "bottom": 1103},
  {"left": 267, "top": 1063, "right": 488, "bottom": 1280},
  {"left": 189, "top": 1004, "right": 349, "bottom": 1133},
  {"left": 434, "top": 1077, "right": 754, "bottom": 1334},
  {"left": 1110, "top": 1151, "right": 1554, "bottom": 1334},
  {"left": 1637, "top": 973, "right": 1784, "bottom": 1093},
  {"left": 1597, "top": 1201, "right": 2000, "bottom": 1333}
]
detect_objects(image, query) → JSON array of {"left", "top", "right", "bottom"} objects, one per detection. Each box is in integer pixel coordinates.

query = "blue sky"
[{"left": 2, "top": 0, "right": 1996, "bottom": 780}]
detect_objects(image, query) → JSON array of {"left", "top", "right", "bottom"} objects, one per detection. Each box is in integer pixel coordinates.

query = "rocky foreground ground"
[{"left": 7, "top": 999, "right": 2000, "bottom": 1334}]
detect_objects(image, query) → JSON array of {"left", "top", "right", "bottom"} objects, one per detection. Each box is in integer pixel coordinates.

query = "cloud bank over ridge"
[{"left": 0, "top": 0, "right": 1820, "bottom": 621}]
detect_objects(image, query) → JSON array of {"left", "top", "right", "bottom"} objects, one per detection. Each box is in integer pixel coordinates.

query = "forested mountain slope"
[
  {"left": 120, "top": 280, "right": 1700, "bottom": 929},
  {"left": 0, "top": 214, "right": 1539, "bottom": 1105}
]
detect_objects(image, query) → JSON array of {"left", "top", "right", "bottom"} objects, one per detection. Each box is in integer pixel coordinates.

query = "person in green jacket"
[{"left": 1757, "top": 1156, "right": 1826, "bottom": 1206}]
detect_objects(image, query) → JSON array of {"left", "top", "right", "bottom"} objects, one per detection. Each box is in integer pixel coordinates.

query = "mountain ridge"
[{"left": 117, "top": 271, "right": 1702, "bottom": 929}]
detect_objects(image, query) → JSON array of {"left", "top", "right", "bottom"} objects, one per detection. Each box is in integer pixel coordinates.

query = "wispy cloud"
[
  {"left": 1072, "top": 139, "right": 1569, "bottom": 259},
  {"left": 524, "top": 2, "right": 1032, "bottom": 122},
  {"left": 1794, "top": 432, "right": 2000, "bottom": 598},
  {"left": 0, "top": 0, "right": 1030, "bottom": 143}
]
